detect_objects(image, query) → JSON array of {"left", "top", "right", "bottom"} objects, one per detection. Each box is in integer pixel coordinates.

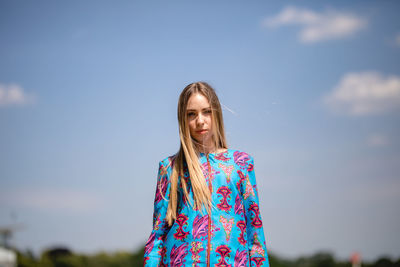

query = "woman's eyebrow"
[{"left": 187, "top": 107, "right": 211, "bottom": 111}]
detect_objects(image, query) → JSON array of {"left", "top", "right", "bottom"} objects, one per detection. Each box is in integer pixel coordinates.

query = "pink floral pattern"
[{"left": 144, "top": 149, "right": 269, "bottom": 266}]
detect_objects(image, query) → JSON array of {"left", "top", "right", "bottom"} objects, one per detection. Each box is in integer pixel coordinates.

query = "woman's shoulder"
[
  {"left": 226, "top": 148, "right": 255, "bottom": 171},
  {"left": 155, "top": 155, "right": 177, "bottom": 181},
  {"left": 159, "top": 155, "right": 175, "bottom": 166},
  {"left": 229, "top": 148, "right": 254, "bottom": 160},
  {"left": 158, "top": 153, "right": 177, "bottom": 169},
  {"left": 158, "top": 149, "right": 255, "bottom": 166}
]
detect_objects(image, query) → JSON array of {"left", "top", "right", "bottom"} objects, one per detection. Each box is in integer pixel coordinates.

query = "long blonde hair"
[{"left": 164, "top": 81, "right": 228, "bottom": 226}]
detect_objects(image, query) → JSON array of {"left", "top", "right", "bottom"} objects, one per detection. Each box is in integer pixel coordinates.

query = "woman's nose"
[{"left": 197, "top": 113, "right": 204, "bottom": 125}]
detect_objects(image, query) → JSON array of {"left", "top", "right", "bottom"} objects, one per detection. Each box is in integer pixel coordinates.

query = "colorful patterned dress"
[{"left": 144, "top": 149, "right": 269, "bottom": 267}]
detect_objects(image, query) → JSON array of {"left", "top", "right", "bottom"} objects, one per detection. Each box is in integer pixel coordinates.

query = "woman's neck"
[
  {"left": 196, "top": 143, "right": 216, "bottom": 154},
  {"left": 196, "top": 145, "right": 227, "bottom": 155}
]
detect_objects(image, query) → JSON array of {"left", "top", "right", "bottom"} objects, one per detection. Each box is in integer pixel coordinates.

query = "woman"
[{"left": 144, "top": 82, "right": 269, "bottom": 267}]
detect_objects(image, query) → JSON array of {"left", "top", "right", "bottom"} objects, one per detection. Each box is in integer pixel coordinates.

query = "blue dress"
[{"left": 144, "top": 149, "right": 269, "bottom": 267}]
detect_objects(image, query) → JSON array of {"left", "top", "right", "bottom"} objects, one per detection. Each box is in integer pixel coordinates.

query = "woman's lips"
[{"left": 196, "top": 130, "right": 208, "bottom": 134}]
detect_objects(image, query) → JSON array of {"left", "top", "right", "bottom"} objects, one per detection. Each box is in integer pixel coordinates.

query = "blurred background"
[{"left": 1, "top": 0, "right": 399, "bottom": 266}]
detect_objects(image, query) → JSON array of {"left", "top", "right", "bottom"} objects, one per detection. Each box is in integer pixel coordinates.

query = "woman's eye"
[
  {"left": 187, "top": 112, "right": 195, "bottom": 117},
  {"left": 205, "top": 110, "right": 212, "bottom": 114}
]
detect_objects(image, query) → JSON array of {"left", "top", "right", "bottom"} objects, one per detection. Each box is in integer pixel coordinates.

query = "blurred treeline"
[{"left": 14, "top": 246, "right": 400, "bottom": 267}]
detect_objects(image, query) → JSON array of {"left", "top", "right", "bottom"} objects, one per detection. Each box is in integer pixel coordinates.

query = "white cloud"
[
  {"left": 263, "top": 6, "right": 366, "bottom": 43},
  {"left": 0, "top": 188, "right": 105, "bottom": 213},
  {"left": 324, "top": 71, "right": 400, "bottom": 116},
  {"left": 366, "top": 134, "right": 389, "bottom": 147},
  {"left": 0, "top": 83, "right": 35, "bottom": 107}
]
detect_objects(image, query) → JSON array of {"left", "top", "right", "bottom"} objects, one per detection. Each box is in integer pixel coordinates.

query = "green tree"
[{"left": 374, "top": 257, "right": 395, "bottom": 267}]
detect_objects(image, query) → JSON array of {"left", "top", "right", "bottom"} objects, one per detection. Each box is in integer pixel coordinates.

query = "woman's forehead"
[{"left": 186, "top": 93, "right": 210, "bottom": 110}]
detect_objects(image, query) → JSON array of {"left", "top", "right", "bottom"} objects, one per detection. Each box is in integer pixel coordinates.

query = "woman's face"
[{"left": 186, "top": 93, "right": 214, "bottom": 147}]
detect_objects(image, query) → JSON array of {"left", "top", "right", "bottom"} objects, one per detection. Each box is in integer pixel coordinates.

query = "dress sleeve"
[
  {"left": 242, "top": 155, "right": 270, "bottom": 267},
  {"left": 143, "top": 160, "right": 172, "bottom": 267}
]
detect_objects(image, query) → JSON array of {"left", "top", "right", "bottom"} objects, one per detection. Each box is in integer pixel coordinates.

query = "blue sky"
[{"left": 1, "top": 0, "right": 400, "bottom": 262}]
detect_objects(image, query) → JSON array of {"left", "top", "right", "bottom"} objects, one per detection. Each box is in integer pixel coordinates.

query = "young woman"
[{"left": 144, "top": 82, "right": 269, "bottom": 267}]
